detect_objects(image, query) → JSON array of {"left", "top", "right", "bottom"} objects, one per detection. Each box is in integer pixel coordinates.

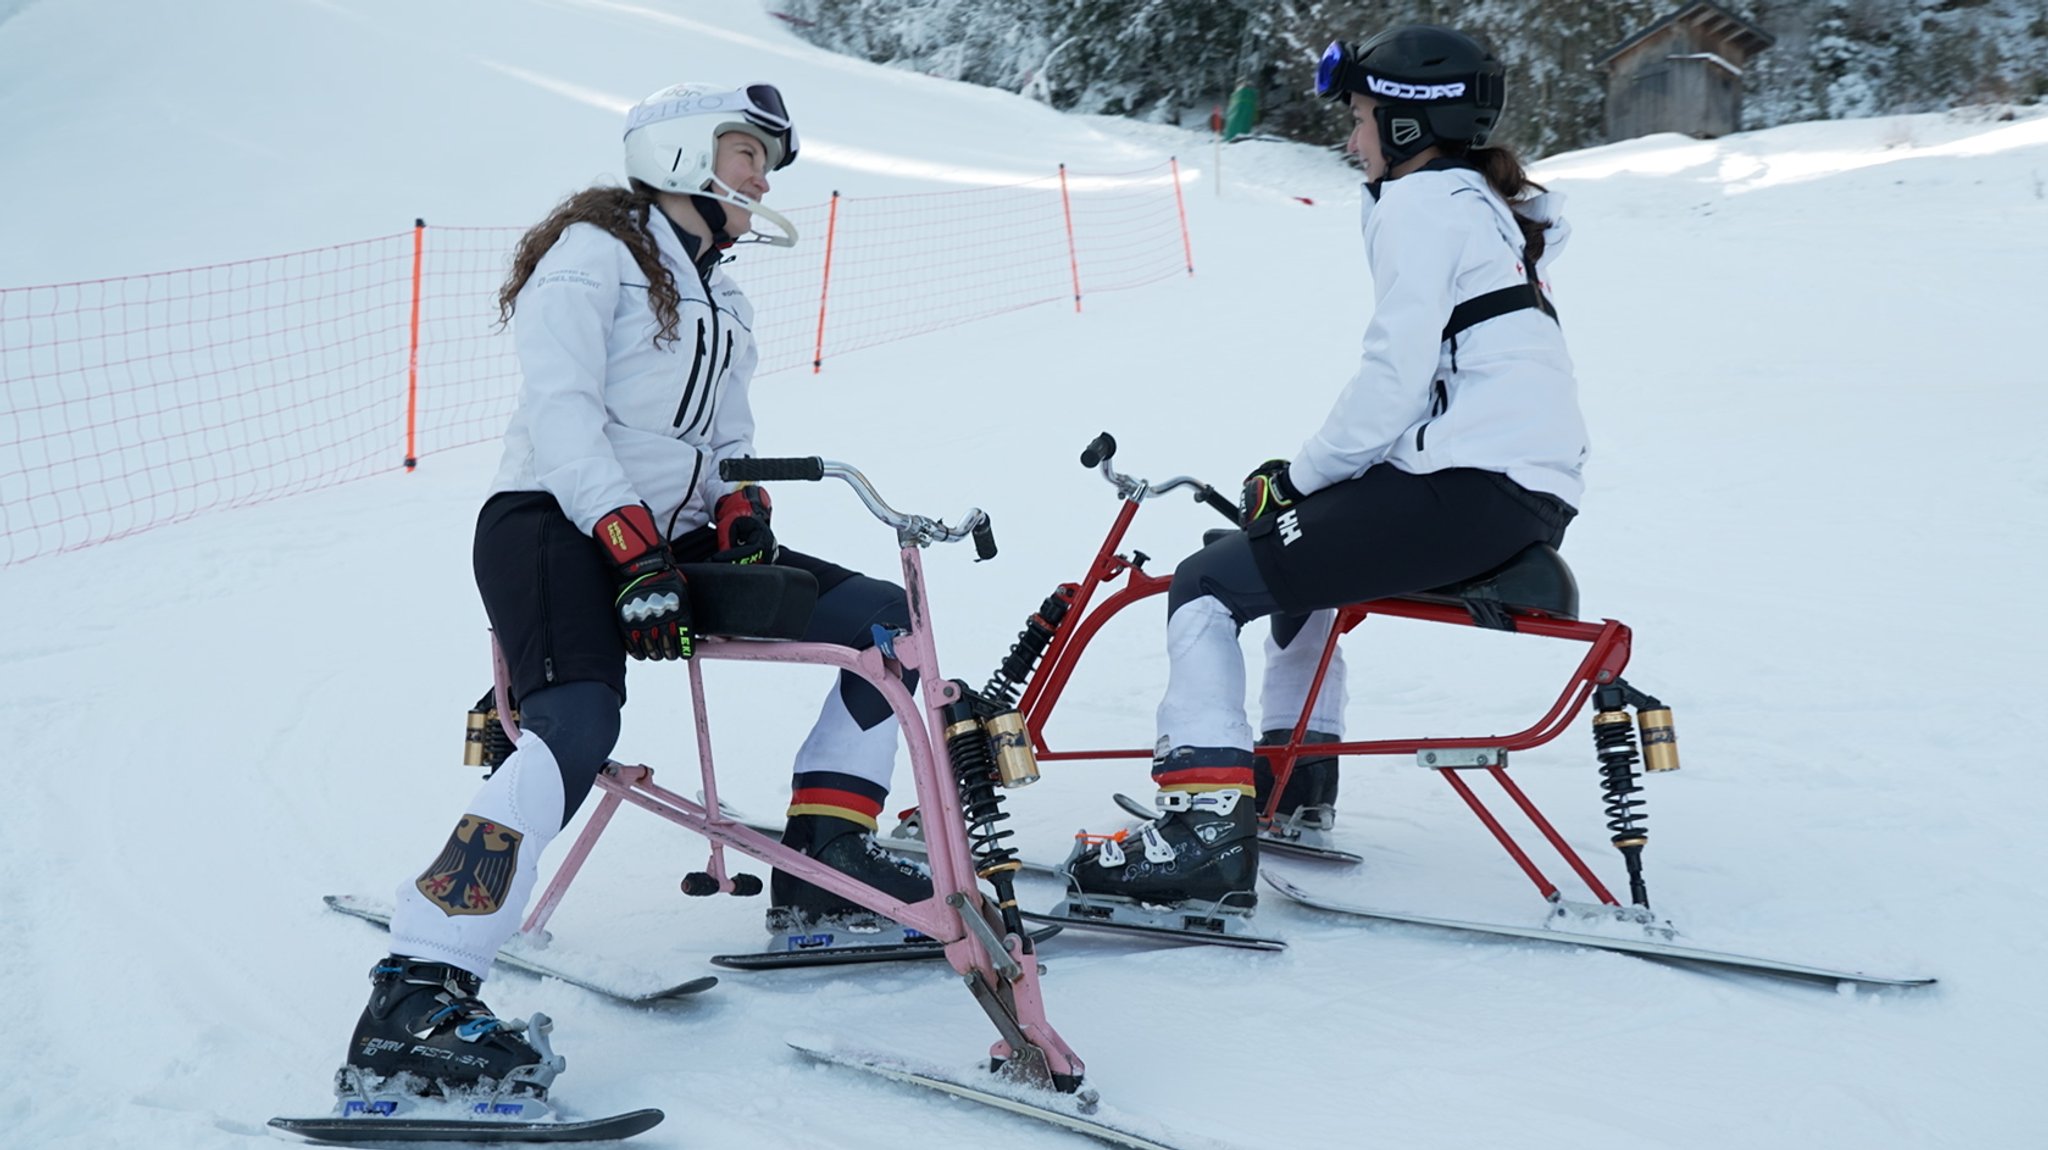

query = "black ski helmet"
[{"left": 1317, "top": 26, "right": 1506, "bottom": 167}]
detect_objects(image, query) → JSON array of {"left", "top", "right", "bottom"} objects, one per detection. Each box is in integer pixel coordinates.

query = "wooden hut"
[{"left": 1596, "top": 3, "right": 1775, "bottom": 141}]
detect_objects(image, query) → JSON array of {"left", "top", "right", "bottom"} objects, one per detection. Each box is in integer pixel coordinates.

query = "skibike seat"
[{"left": 677, "top": 563, "right": 818, "bottom": 640}]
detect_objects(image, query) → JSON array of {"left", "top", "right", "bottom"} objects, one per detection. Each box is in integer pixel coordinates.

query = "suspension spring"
[
  {"left": 943, "top": 688, "right": 1026, "bottom": 937},
  {"left": 981, "top": 584, "right": 1077, "bottom": 707},
  {"left": 1594, "top": 711, "right": 1647, "bottom": 846},
  {"left": 1592, "top": 681, "right": 1652, "bottom": 907}
]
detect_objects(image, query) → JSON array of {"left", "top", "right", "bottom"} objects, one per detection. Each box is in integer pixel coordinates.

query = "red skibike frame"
[{"left": 997, "top": 435, "right": 1650, "bottom": 911}]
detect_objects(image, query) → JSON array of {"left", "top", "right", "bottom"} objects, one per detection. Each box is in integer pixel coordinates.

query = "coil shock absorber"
[
  {"left": 1590, "top": 679, "right": 1681, "bottom": 908},
  {"left": 982, "top": 585, "right": 1077, "bottom": 708},
  {"left": 942, "top": 685, "right": 1037, "bottom": 939}
]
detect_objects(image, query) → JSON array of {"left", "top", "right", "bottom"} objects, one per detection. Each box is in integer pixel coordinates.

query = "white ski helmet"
[
  {"left": 623, "top": 82, "right": 801, "bottom": 246},
  {"left": 624, "top": 82, "right": 797, "bottom": 189}
]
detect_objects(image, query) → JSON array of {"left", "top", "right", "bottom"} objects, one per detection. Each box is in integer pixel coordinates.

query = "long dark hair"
[
  {"left": 497, "top": 182, "right": 685, "bottom": 348},
  {"left": 1445, "top": 142, "right": 1550, "bottom": 265}
]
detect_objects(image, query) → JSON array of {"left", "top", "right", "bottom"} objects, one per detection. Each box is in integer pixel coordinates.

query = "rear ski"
[
  {"left": 788, "top": 1034, "right": 1239, "bottom": 1150},
  {"left": 1263, "top": 874, "right": 1934, "bottom": 987},
  {"left": 323, "top": 895, "right": 717, "bottom": 1003}
]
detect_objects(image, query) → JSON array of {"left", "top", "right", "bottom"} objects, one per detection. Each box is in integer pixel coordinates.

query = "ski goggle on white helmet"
[{"left": 623, "top": 82, "right": 800, "bottom": 247}]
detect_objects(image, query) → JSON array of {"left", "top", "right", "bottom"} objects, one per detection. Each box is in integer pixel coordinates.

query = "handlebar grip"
[
  {"left": 1199, "top": 486, "right": 1241, "bottom": 523},
  {"left": 1079, "top": 432, "right": 1117, "bottom": 469},
  {"left": 719, "top": 456, "right": 824, "bottom": 483},
  {"left": 972, "top": 517, "right": 998, "bottom": 562}
]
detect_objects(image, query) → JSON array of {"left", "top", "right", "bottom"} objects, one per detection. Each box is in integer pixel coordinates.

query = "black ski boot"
[
  {"left": 1253, "top": 729, "right": 1341, "bottom": 833},
  {"left": 767, "top": 812, "right": 934, "bottom": 939},
  {"left": 1065, "top": 747, "right": 1261, "bottom": 911},
  {"left": 344, "top": 955, "right": 562, "bottom": 1099}
]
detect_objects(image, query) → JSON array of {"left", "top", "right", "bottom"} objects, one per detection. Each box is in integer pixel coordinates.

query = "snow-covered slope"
[{"left": 2, "top": 3, "right": 2044, "bottom": 1148}]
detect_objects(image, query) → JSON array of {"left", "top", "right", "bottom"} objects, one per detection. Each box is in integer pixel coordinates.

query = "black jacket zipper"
[{"left": 672, "top": 319, "right": 706, "bottom": 429}]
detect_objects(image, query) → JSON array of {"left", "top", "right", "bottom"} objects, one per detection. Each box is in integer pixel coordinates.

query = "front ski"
[
  {"left": 1262, "top": 875, "right": 1935, "bottom": 987},
  {"left": 713, "top": 925, "right": 1062, "bottom": 971},
  {"left": 267, "top": 1109, "right": 664, "bottom": 1144},
  {"left": 1021, "top": 908, "right": 1285, "bottom": 952},
  {"left": 323, "top": 895, "right": 717, "bottom": 1004},
  {"left": 788, "top": 1034, "right": 1237, "bottom": 1150}
]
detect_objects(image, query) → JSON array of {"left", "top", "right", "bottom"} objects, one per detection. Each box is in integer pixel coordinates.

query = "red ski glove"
[
  {"left": 592, "top": 504, "right": 693, "bottom": 660},
  {"left": 711, "top": 484, "right": 778, "bottom": 565}
]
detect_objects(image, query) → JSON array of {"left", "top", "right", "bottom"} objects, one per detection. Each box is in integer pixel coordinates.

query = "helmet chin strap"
[{"left": 694, "top": 174, "right": 799, "bottom": 248}]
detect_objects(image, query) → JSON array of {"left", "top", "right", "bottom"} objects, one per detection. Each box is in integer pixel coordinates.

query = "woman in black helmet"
[{"left": 1061, "top": 26, "right": 1589, "bottom": 931}]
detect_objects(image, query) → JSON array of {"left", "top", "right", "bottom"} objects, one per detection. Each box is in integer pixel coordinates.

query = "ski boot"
[
  {"left": 1050, "top": 747, "right": 1278, "bottom": 945},
  {"left": 337, "top": 955, "right": 564, "bottom": 1120},
  {"left": 767, "top": 811, "right": 935, "bottom": 951}
]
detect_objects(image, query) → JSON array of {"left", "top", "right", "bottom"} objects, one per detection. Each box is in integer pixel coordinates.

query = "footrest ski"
[
  {"left": 1256, "top": 832, "right": 1363, "bottom": 866},
  {"left": 267, "top": 1108, "right": 664, "bottom": 1144},
  {"left": 787, "top": 1033, "right": 1239, "bottom": 1150},
  {"left": 1261, "top": 875, "right": 1934, "bottom": 988},
  {"left": 323, "top": 895, "right": 717, "bottom": 1003},
  {"left": 1021, "top": 908, "right": 1284, "bottom": 952},
  {"left": 714, "top": 925, "right": 1062, "bottom": 971}
]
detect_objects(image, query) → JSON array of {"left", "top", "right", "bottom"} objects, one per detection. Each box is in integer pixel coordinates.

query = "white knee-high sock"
[
  {"left": 790, "top": 680, "right": 902, "bottom": 792},
  {"left": 388, "top": 731, "right": 567, "bottom": 978},
  {"left": 1155, "top": 595, "right": 1254, "bottom": 754},
  {"left": 1258, "top": 609, "right": 1348, "bottom": 737}
]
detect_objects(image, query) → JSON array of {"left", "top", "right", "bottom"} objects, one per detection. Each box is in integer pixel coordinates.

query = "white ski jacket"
[
  {"left": 488, "top": 213, "right": 757, "bottom": 538},
  {"left": 1288, "top": 165, "right": 1588, "bottom": 509}
]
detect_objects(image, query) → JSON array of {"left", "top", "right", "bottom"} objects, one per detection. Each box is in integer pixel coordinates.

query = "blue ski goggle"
[{"left": 1315, "top": 41, "right": 1359, "bottom": 100}]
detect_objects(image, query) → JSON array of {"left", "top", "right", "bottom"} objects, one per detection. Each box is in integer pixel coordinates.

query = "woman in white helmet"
[
  {"left": 1061, "top": 27, "right": 1589, "bottom": 933},
  {"left": 331, "top": 83, "right": 931, "bottom": 1111}
]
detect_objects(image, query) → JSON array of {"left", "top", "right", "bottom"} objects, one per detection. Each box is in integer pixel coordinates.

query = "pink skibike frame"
[
  {"left": 1006, "top": 440, "right": 1638, "bottom": 910},
  {"left": 499, "top": 459, "right": 1086, "bottom": 1090}
]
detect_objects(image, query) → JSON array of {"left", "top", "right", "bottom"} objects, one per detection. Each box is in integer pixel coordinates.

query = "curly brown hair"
[
  {"left": 497, "top": 183, "right": 686, "bottom": 348},
  {"left": 1445, "top": 142, "right": 1551, "bottom": 266}
]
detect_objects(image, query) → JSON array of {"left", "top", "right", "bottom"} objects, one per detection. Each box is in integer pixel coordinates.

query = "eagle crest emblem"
[{"left": 415, "top": 814, "right": 522, "bottom": 916}]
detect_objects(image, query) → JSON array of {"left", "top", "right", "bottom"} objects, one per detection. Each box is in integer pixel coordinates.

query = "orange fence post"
[
  {"left": 1170, "top": 157, "right": 1195, "bottom": 277},
  {"left": 1058, "top": 164, "right": 1082, "bottom": 313},
  {"left": 813, "top": 191, "right": 840, "bottom": 373},
  {"left": 403, "top": 218, "right": 425, "bottom": 470}
]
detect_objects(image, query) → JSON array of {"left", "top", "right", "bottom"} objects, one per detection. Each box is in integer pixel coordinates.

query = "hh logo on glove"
[
  {"left": 712, "top": 484, "right": 778, "bottom": 565},
  {"left": 593, "top": 504, "right": 694, "bottom": 660}
]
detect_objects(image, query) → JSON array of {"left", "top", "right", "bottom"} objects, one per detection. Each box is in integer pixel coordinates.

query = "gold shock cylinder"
[
  {"left": 463, "top": 697, "right": 517, "bottom": 769},
  {"left": 984, "top": 711, "right": 1042, "bottom": 788},
  {"left": 463, "top": 706, "right": 492, "bottom": 767},
  {"left": 1637, "top": 707, "right": 1680, "bottom": 773}
]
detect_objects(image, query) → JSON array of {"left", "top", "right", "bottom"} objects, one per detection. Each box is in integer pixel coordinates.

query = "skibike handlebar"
[
  {"left": 719, "top": 456, "right": 996, "bottom": 558},
  {"left": 1079, "top": 431, "right": 1239, "bottom": 522}
]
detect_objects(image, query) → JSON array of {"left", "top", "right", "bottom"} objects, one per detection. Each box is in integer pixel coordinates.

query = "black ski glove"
[
  {"left": 1239, "top": 459, "right": 1304, "bottom": 527},
  {"left": 593, "top": 504, "right": 693, "bottom": 660}
]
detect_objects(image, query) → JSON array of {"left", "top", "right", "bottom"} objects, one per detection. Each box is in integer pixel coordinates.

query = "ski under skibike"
[
  {"left": 966, "top": 432, "right": 1936, "bottom": 986},
  {"left": 1262, "top": 875, "right": 1933, "bottom": 987},
  {"left": 281, "top": 457, "right": 1225, "bottom": 1149}
]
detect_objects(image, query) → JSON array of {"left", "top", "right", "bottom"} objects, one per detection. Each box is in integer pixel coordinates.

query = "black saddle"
[
  {"left": 1403, "top": 543, "right": 1579, "bottom": 629},
  {"left": 677, "top": 563, "right": 818, "bottom": 640}
]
